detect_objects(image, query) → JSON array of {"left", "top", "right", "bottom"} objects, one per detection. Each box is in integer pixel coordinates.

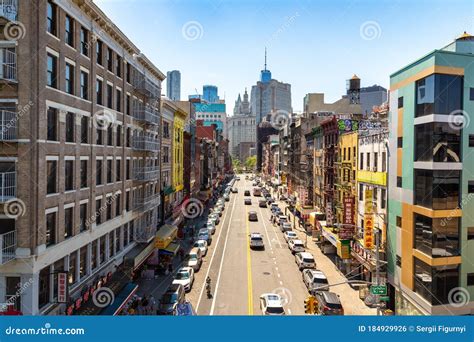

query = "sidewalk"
[{"left": 273, "top": 195, "right": 377, "bottom": 315}]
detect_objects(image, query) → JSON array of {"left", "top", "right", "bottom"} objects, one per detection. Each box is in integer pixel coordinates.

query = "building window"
[
  {"left": 414, "top": 213, "right": 459, "bottom": 257},
  {"left": 109, "top": 232, "right": 114, "bottom": 257},
  {"left": 80, "top": 160, "right": 87, "bottom": 188},
  {"left": 96, "top": 160, "right": 103, "bottom": 185},
  {"left": 80, "top": 27, "right": 89, "bottom": 56},
  {"left": 396, "top": 255, "right": 402, "bottom": 267},
  {"left": 126, "top": 95, "right": 131, "bottom": 115},
  {"left": 396, "top": 176, "right": 402, "bottom": 188},
  {"left": 96, "top": 79, "right": 103, "bottom": 105},
  {"left": 107, "top": 84, "right": 113, "bottom": 108},
  {"left": 80, "top": 116, "right": 88, "bottom": 143},
  {"left": 79, "top": 203, "right": 87, "bottom": 232},
  {"left": 47, "top": 53, "right": 57, "bottom": 88},
  {"left": 470, "top": 88, "right": 474, "bottom": 101},
  {"left": 382, "top": 151, "right": 386, "bottom": 172},
  {"left": 416, "top": 74, "right": 463, "bottom": 117},
  {"left": 65, "top": 15, "right": 74, "bottom": 47},
  {"left": 107, "top": 160, "right": 113, "bottom": 183},
  {"left": 126, "top": 63, "right": 131, "bottom": 83},
  {"left": 414, "top": 257, "right": 459, "bottom": 304},
  {"left": 374, "top": 152, "right": 378, "bottom": 171},
  {"left": 415, "top": 169, "right": 460, "bottom": 210},
  {"left": 397, "top": 137, "right": 403, "bottom": 148},
  {"left": 46, "top": 0, "right": 57, "bottom": 36},
  {"left": 115, "top": 194, "right": 121, "bottom": 217},
  {"left": 47, "top": 107, "right": 58, "bottom": 141},
  {"left": 64, "top": 112, "right": 75, "bottom": 143},
  {"left": 80, "top": 71, "right": 89, "bottom": 100},
  {"left": 107, "top": 126, "right": 113, "bottom": 146},
  {"left": 163, "top": 146, "right": 169, "bottom": 163},
  {"left": 381, "top": 188, "right": 386, "bottom": 209},
  {"left": 99, "top": 236, "right": 106, "bottom": 264},
  {"left": 126, "top": 160, "right": 131, "bottom": 180},
  {"left": 359, "top": 152, "right": 364, "bottom": 170},
  {"left": 117, "top": 125, "right": 122, "bottom": 146},
  {"left": 106, "top": 200, "right": 112, "bottom": 221},
  {"left": 469, "top": 135, "right": 474, "bottom": 147},
  {"left": 46, "top": 160, "right": 57, "bottom": 194},
  {"left": 398, "top": 96, "right": 403, "bottom": 108},
  {"left": 107, "top": 47, "right": 113, "bottom": 72},
  {"left": 415, "top": 123, "right": 461, "bottom": 162},
  {"left": 116, "top": 89, "right": 122, "bottom": 112},
  {"left": 65, "top": 63, "right": 74, "bottom": 95},
  {"left": 126, "top": 128, "right": 131, "bottom": 147},
  {"left": 116, "top": 56, "right": 122, "bottom": 77},
  {"left": 116, "top": 160, "right": 121, "bottom": 181},
  {"left": 5, "top": 277, "right": 21, "bottom": 311},
  {"left": 79, "top": 246, "right": 88, "bottom": 279},
  {"left": 46, "top": 212, "right": 56, "bottom": 246},
  {"left": 366, "top": 152, "right": 370, "bottom": 169},
  {"left": 96, "top": 40, "right": 103, "bottom": 65},
  {"left": 39, "top": 267, "right": 51, "bottom": 308},
  {"left": 96, "top": 127, "right": 102, "bottom": 145},
  {"left": 467, "top": 273, "right": 474, "bottom": 286},
  {"left": 126, "top": 191, "right": 130, "bottom": 211},
  {"left": 64, "top": 207, "right": 73, "bottom": 239},
  {"left": 91, "top": 240, "right": 97, "bottom": 270},
  {"left": 359, "top": 184, "right": 363, "bottom": 201},
  {"left": 469, "top": 181, "right": 474, "bottom": 193},
  {"left": 65, "top": 160, "right": 74, "bottom": 191},
  {"left": 95, "top": 199, "right": 102, "bottom": 225},
  {"left": 396, "top": 216, "right": 402, "bottom": 228}
]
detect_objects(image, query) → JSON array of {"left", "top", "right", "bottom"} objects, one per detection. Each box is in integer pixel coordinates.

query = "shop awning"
[
  {"left": 322, "top": 226, "right": 338, "bottom": 247},
  {"left": 163, "top": 186, "right": 175, "bottom": 196},
  {"left": 155, "top": 225, "right": 178, "bottom": 249},
  {"left": 100, "top": 282, "right": 138, "bottom": 316},
  {"left": 123, "top": 241, "right": 156, "bottom": 273},
  {"left": 159, "top": 242, "right": 180, "bottom": 256}
]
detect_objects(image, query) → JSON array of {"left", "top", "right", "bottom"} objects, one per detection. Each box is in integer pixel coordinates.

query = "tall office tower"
[
  {"left": 388, "top": 32, "right": 474, "bottom": 315},
  {"left": 203, "top": 85, "right": 219, "bottom": 103},
  {"left": 167, "top": 70, "right": 181, "bottom": 101}
]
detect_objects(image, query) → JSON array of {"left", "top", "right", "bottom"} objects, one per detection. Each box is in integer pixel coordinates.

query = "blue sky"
[{"left": 95, "top": 0, "right": 473, "bottom": 112}]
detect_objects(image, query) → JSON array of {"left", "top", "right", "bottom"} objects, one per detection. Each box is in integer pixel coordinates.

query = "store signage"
[
  {"left": 364, "top": 189, "right": 374, "bottom": 249},
  {"left": 337, "top": 239, "right": 351, "bottom": 259},
  {"left": 326, "top": 202, "right": 333, "bottom": 226},
  {"left": 57, "top": 272, "right": 68, "bottom": 303},
  {"left": 370, "top": 285, "right": 387, "bottom": 295},
  {"left": 343, "top": 196, "right": 354, "bottom": 225},
  {"left": 337, "top": 119, "right": 359, "bottom": 133}
]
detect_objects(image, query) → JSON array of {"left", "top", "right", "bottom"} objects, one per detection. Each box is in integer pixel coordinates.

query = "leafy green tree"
[{"left": 245, "top": 156, "right": 257, "bottom": 170}]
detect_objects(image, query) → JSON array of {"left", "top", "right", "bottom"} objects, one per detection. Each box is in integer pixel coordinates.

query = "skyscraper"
[
  {"left": 167, "top": 70, "right": 181, "bottom": 101},
  {"left": 203, "top": 85, "right": 219, "bottom": 103},
  {"left": 228, "top": 89, "right": 256, "bottom": 161}
]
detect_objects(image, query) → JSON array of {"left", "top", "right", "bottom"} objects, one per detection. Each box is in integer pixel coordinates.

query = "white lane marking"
[
  {"left": 288, "top": 309, "right": 292, "bottom": 314},
  {"left": 275, "top": 267, "right": 278, "bottom": 271},
  {"left": 258, "top": 204, "right": 283, "bottom": 248},
  {"left": 277, "top": 273, "right": 281, "bottom": 278},
  {"left": 279, "top": 281, "right": 283, "bottom": 285},
  {"left": 257, "top": 206, "right": 273, "bottom": 248},
  {"left": 210, "top": 193, "right": 237, "bottom": 315},
  {"left": 196, "top": 192, "right": 236, "bottom": 313}
]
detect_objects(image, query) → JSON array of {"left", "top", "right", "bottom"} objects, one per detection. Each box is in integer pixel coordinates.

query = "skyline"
[{"left": 95, "top": 0, "right": 473, "bottom": 112}]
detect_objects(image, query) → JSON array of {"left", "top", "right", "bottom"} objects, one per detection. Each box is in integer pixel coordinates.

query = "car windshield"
[
  {"left": 303, "top": 258, "right": 314, "bottom": 263},
  {"left": 175, "top": 271, "right": 189, "bottom": 280},
  {"left": 325, "top": 302, "right": 342, "bottom": 309},
  {"left": 251, "top": 237, "right": 263, "bottom": 241},
  {"left": 188, "top": 256, "right": 197, "bottom": 262},
  {"left": 314, "top": 277, "right": 329, "bottom": 284},
  {"left": 162, "top": 293, "right": 178, "bottom": 304},
  {"left": 295, "top": 243, "right": 304, "bottom": 247},
  {"left": 288, "top": 233, "right": 296, "bottom": 237},
  {"left": 266, "top": 306, "right": 284, "bottom": 314}
]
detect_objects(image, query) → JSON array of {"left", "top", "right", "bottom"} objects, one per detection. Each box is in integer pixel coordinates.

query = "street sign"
[
  {"left": 379, "top": 296, "right": 390, "bottom": 302},
  {"left": 370, "top": 285, "right": 387, "bottom": 295}
]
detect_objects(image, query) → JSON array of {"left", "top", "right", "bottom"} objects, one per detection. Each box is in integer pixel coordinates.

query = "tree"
[
  {"left": 232, "top": 157, "right": 242, "bottom": 173},
  {"left": 245, "top": 156, "right": 257, "bottom": 171}
]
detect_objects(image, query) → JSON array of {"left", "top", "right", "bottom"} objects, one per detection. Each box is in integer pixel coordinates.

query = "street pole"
[{"left": 375, "top": 228, "right": 381, "bottom": 316}]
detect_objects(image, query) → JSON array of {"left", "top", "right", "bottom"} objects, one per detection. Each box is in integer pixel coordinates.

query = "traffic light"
[{"left": 304, "top": 295, "right": 316, "bottom": 314}]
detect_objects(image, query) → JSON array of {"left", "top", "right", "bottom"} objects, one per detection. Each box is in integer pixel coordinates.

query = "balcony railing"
[
  {"left": 0, "top": 48, "right": 17, "bottom": 82},
  {"left": 132, "top": 135, "right": 159, "bottom": 151},
  {"left": 132, "top": 71, "right": 161, "bottom": 99},
  {"left": 134, "top": 216, "right": 158, "bottom": 243},
  {"left": 134, "top": 193, "right": 160, "bottom": 212},
  {"left": 132, "top": 104, "right": 160, "bottom": 125},
  {"left": 0, "top": 171, "right": 16, "bottom": 202},
  {"left": 0, "top": 230, "right": 16, "bottom": 265},
  {"left": 133, "top": 166, "right": 159, "bottom": 181},
  {"left": 0, "top": 0, "right": 17, "bottom": 21},
  {"left": 0, "top": 109, "right": 16, "bottom": 140}
]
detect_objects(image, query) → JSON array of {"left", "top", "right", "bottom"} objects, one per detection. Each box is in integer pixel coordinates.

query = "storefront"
[
  {"left": 321, "top": 226, "right": 351, "bottom": 274},
  {"left": 123, "top": 241, "right": 157, "bottom": 279},
  {"left": 308, "top": 212, "right": 326, "bottom": 240},
  {"left": 155, "top": 225, "right": 179, "bottom": 274}
]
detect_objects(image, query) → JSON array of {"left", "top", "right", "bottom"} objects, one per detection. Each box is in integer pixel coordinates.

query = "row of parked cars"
[
  {"left": 157, "top": 177, "right": 239, "bottom": 315},
  {"left": 267, "top": 195, "right": 345, "bottom": 316}
]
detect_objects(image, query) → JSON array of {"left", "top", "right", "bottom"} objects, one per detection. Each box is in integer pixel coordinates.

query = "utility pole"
[{"left": 375, "top": 227, "right": 381, "bottom": 316}]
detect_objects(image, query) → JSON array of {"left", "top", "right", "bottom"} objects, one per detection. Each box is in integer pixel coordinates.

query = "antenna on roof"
[{"left": 264, "top": 47, "right": 267, "bottom": 70}]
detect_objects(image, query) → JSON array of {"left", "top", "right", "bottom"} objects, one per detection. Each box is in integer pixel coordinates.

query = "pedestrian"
[
  {"left": 168, "top": 263, "right": 173, "bottom": 274},
  {"left": 148, "top": 295, "right": 156, "bottom": 315},
  {"left": 141, "top": 295, "right": 149, "bottom": 315}
]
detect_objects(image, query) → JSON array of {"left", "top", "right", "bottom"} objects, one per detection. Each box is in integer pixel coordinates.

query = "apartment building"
[
  {"left": 388, "top": 33, "right": 474, "bottom": 315},
  {"left": 0, "top": 0, "right": 164, "bottom": 315}
]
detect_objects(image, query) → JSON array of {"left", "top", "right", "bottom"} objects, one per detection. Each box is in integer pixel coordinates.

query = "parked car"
[
  {"left": 244, "top": 198, "right": 252, "bottom": 205},
  {"left": 223, "top": 194, "right": 230, "bottom": 201},
  {"left": 266, "top": 197, "right": 275, "bottom": 204},
  {"left": 158, "top": 284, "right": 185, "bottom": 315},
  {"left": 172, "top": 267, "right": 195, "bottom": 292},
  {"left": 236, "top": 177, "right": 241, "bottom": 181},
  {"left": 288, "top": 239, "right": 305, "bottom": 254},
  {"left": 186, "top": 247, "right": 203, "bottom": 272},
  {"left": 232, "top": 187, "right": 238, "bottom": 193},
  {"left": 193, "top": 239, "right": 208, "bottom": 256},
  {"left": 314, "top": 291, "right": 344, "bottom": 315},
  {"left": 206, "top": 221, "right": 216, "bottom": 235},
  {"left": 259, "top": 293, "right": 285, "bottom": 315},
  {"left": 244, "top": 190, "right": 251, "bottom": 196},
  {"left": 270, "top": 203, "right": 279, "bottom": 212},
  {"left": 295, "top": 252, "right": 316, "bottom": 270},
  {"left": 198, "top": 228, "right": 212, "bottom": 246},
  {"left": 280, "top": 222, "right": 292, "bottom": 232},
  {"left": 303, "top": 269, "right": 329, "bottom": 293},
  {"left": 253, "top": 188, "right": 262, "bottom": 196},
  {"left": 278, "top": 215, "right": 288, "bottom": 225},
  {"left": 258, "top": 200, "right": 267, "bottom": 208},
  {"left": 249, "top": 232, "right": 264, "bottom": 250},
  {"left": 208, "top": 213, "right": 220, "bottom": 225},
  {"left": 213, "top": 207, "right": 223, "bottom": 217},
  {"left": 248, "top": 211, "right": 258, "bottom": 221},
  {"left": 284, "top": 231, "right": 298, "bottom": 242}
]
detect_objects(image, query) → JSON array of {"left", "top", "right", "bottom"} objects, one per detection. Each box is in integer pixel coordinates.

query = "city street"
[{"left": 186, "top": 176, "right": 376, "bottom": 315}]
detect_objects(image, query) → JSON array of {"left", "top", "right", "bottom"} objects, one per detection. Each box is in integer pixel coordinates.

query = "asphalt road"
[{"left": 187, "top": 176, "right": 309, "bottom": 315}]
